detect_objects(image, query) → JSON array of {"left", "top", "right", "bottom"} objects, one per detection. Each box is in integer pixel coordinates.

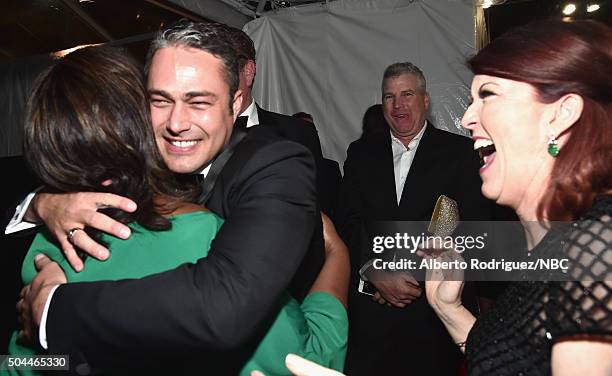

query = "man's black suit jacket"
[
  {"left": 257, "top": 106, "right": 329, "bottom": 212},
  {"left": 0, "top": 156, "right": 39, "bottom": 354},
  {"left": 257, "top": 107, "right": 324, "bottom": 171},
  {"left": 336, "top": 124, "right": 490, "bottom": 374},
  {"left": 46, "top": 127, "right": 318, "bottom": 371},
  {"left": 319, "top": 158, "right": 341, "bottom": 219},
  {"left": 337, "top": 124, "right": 489, "bottom": 281},
  {"left": 258, "top": 106, "right": 340, "bottom": 219},
  {"left": 256, "top": 106, "right": 326, "bottom": 301}
]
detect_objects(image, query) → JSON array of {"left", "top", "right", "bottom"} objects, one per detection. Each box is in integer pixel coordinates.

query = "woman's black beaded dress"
[{"left": 466, "top": 196, "right": 612, "bottom": 375}]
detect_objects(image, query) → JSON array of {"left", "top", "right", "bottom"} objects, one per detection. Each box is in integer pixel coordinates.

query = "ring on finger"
[
  {"left": 95, "top": 202, "right": 111, "bottom": 209},
  {"left": 67, "top": 227, "right": 83, "bottom": 244}
]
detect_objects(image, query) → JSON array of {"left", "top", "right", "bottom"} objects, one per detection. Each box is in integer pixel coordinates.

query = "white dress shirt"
[
  {"left": 391, "top": 122, "right": 427, "bottom": 205},
  {"left": 359, "top": 121, "right": 427, "bottom": 280},
  {"left": 5, "top": 188, "right": 40, "bottom": 234},
  {"left": 241, "top": 99, "right": 260, "bottom": 128}
]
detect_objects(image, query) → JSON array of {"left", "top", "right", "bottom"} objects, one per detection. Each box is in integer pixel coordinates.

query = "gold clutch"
[{"left": 427, "top": 195, "right": 460, "bottom": 237}]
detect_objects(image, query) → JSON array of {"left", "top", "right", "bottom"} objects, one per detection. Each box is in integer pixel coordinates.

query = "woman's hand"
[
  {"left": 309, "top": 213, "right": 350, "bottom": 308},
  {"left": 251, "top": 354, "right": 346, "bottom": 376},
  {"left": 321, "top": 213, "right": 345, "bottom": 258},
  {"left": 417, "top": 243, "right": 476, "bottom": 349},
  {"left": 417, "top": 242, "right": 465, "bottom": 312}
]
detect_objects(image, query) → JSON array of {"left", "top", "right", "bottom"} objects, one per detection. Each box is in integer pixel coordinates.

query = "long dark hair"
[
  {"left": 468, "top": 19, "right": 612, "bottom": 220},
  {"left": 24, "top": 46, "right": 199, "bottom": 231}
]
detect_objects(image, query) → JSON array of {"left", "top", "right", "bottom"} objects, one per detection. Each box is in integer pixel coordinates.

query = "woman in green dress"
[{"left": 5, "top": 45, "right": 348, "bottom": 375}]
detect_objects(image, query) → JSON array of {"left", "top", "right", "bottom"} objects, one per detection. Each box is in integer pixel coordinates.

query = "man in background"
[{"left": 337, "top": 62, "right": 490, "bottom": 375}]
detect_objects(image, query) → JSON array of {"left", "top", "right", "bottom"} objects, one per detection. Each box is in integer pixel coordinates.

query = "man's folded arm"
[{"left": 45, "top": 140, "right": 317, "bottom": 365}]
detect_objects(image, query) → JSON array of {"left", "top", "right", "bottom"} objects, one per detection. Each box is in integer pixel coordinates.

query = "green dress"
[{"left": 5, "top": 211, "right": 347, "bottom": 375}]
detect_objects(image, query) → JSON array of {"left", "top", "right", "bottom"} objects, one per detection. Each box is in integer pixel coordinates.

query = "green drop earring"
[{"left": 547, "top": 134, "right": 560, "bottom": 157}]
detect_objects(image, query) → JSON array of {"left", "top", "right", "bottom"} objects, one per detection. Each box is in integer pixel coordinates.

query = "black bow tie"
[
  {"left": 173, "top": 116, "right": 250, "bottom": 203},
  {"left": 175, "top": 173, "right": 205, "bottom": 187},
  {"left": 236, "top": 116, "right": 248, "bottom": 131}
]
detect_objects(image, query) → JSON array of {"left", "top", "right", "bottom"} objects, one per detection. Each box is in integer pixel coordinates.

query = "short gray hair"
[
  {"left": 144, "top": 20, "right": 240, "bottom": 110},
  {"left": 382, "top": 62, "right": 427, "bottom": 92}
]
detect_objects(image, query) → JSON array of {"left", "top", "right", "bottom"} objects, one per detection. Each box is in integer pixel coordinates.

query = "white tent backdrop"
[{"left": 245, "top": 0, "right": 476, "bottom": 165}]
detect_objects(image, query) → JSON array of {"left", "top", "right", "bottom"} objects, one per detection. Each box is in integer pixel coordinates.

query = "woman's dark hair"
[
  {"left": 24, "top": 46, "right": 199, "bottom": 232},
  {"left": 468, "top": 19, "right": 612, "bottom": 221}
]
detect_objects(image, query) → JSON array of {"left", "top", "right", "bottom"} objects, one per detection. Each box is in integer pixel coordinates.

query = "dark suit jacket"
[
  {"left": 257, "top": 106, "right": 324, "bottom": 169},
  {"left": 256, "top": 106, "right": 328, "bottom": 210},
  {"left": 319, "top": 158, "right": 341, "bottom": 219},
  {"left": 46, "top": 128, "right": 318, "bottom": 372},
  {"left": 256, "top": 106, "right": 326, "bottom": 301},
  {"left": 337, "top": 124, "right": 489, "bottom": 281},
  {"left": 0, "top": 156, "right": 40, "bottom": 230},
  {"left": 336, "top": 124, "right": 490, "bottom": 374},
  {"left": 0, "top": 156, "right": 39, "bottom": 354}
]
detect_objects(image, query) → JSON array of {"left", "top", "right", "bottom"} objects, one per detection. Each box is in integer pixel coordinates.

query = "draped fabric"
[
  {"left": 245, "top": 0, "right": 476, "bottom": 165},
  {"left": 0, "top": 54, "right": 54, "bottom": 157}
]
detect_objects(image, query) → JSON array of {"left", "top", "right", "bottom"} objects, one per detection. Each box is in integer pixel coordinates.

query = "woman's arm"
[
  {"left": 552, "top": 341, "right": 612, "bottom": 375},
  {"left": 308, "top": 213, "right": 350, "bottom": 308},
  {"left": 421, "top": 249, "right": 476, "bottom": 352},
  {"left": 430, "top": 303, "right": 476, "bottom": 352}
]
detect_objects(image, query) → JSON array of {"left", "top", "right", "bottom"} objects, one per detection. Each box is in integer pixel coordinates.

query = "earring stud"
[{"left": 548, "top": 134, "right": 560, "bottom": 157}]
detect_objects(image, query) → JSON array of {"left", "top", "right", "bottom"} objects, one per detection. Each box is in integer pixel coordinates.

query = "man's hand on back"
[
  {"left": 30, "top": 192, "right": 137, "bottom": 271},
  {"left": 16, "top": 254, "right": 67, "bottom": 346}
]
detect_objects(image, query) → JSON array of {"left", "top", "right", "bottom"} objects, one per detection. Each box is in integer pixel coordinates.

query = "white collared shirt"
[
  {"left": 391, "top": 122, "right": 427, "bottom": 205},
  {"left": 241, "top": 99, "right": 259, "bottom": 129},
  {"left": 358, "top": 121, "right": 427, "bottom": 280}
]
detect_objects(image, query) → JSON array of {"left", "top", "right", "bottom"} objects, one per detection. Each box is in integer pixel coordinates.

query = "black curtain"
[{"left": 0, "top": 54, "right": 54, "bottom": 157}]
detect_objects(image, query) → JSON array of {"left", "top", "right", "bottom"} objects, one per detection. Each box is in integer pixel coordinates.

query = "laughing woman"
[{"left": 424, "top": 20, "right": 612, "bottom": 375}]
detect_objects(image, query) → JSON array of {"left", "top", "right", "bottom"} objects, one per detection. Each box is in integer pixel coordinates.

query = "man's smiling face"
[
  {"left": 148, "top": 46, "right": 242, "bottom": 174},
  {"left": 382, "top": 73, "right": 429, "bottom": 144}
]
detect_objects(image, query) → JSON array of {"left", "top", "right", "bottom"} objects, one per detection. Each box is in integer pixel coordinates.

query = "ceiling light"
[
  {"left": 53, "top": 44, "right": 100, "bottom": 58},
  {"left": 587, "top": 3, "right": 600, "bottom": 12},
  {"left": 562, "top": 3, "right": 577, "bottom": 15},
  {"left": 479, "top": 0, "right": 506, "bottom": 8}
]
